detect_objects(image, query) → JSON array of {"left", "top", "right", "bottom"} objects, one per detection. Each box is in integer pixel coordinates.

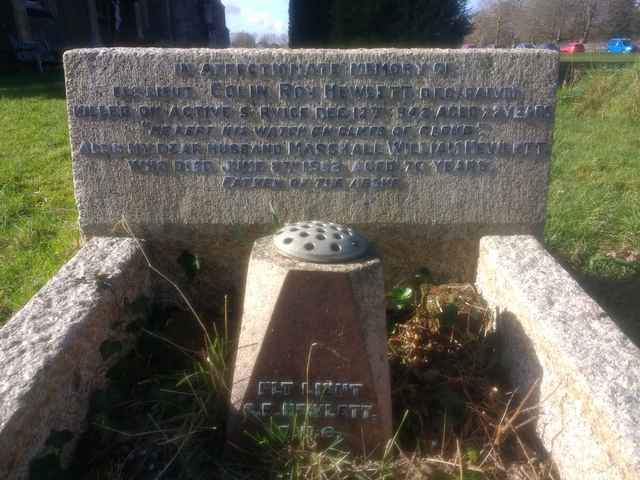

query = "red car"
[{"left": 560, "top": 42, "right": 585, "bottom": 54}]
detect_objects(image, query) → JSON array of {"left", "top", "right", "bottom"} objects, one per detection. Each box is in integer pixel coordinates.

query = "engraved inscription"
[
  {"left": 241, "top": 380, "right": 377, "bottom": 440},
  {"left": 69, "top": 58, "right": 553, "bottom": 191}
]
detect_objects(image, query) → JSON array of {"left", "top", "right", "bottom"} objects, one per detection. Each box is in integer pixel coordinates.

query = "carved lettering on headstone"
[{"left": 64, "top": 49, "right": 558, "bottom": 231}]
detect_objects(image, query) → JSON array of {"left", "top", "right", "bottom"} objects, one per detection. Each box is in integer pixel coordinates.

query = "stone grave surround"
[{"left": 0, "top": 49, "right": 637, "bottom": 479}]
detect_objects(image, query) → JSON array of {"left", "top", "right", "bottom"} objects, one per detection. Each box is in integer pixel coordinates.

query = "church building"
[{"left": 1, "top": 0, "right": 230, "bottom": 68}]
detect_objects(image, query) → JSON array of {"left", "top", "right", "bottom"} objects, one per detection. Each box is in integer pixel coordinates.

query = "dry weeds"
[{"left": 387, "top": 281, "right": 558, "bottom": 480}]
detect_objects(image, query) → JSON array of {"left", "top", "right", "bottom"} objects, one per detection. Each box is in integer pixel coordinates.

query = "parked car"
[
  {"left": 515, "top": 42, "right": 536, "bottom": 49},
  {"left": 560, "top": 42, "right": 585, "bottom": 54},
  {"left": 538, "top": 42, "right": 559, "bottom": 51},
  {"left": 607, "top": 38, "right": 636, "bottom": 54}
]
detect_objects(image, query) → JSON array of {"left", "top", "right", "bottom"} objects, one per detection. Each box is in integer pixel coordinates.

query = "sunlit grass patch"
[
  {"left": 545, "top": 63, "right": 640, "bottom": 279},
  {"left": 0, "top": 71, "right": 79, "bottom": 323}
]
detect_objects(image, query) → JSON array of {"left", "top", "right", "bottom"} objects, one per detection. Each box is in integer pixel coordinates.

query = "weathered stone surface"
[
  {"left": 0, "top": 237, "right": 150, "bottom": 480},
  {"left": 228, "top": 236, "right": 392, "bottom": 453},
  {"left": 476, "top": 235, "right": 640, "bottom": 480},
  {"left": 64, "top": 48, "right": 557, "bottom": 236},
  {"left": 108, "top": 223, "right": 521, "bottom": 315}
]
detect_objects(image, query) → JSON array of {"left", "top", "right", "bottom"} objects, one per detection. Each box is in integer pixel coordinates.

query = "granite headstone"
[
  {"left": 64, "top": 48, "right": 558, "bottom": 298},
  {"left": 64, "top": 48, "right": 557, "bottom": 234},
  {"left": 63, "top": 47, "right": 558, "bottom": 315}
]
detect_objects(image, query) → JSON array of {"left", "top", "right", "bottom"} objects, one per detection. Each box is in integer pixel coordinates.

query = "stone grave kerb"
[{"left": 5, "top": 45, "right": 640, "bottom": 480}]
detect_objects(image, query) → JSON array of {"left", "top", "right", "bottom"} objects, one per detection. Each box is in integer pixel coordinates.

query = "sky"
[
  {"left": 223, "top": 0, "right": 482, "bottom": 36},
  {"left": 223, "top": 0, "right": 289, "bottom": 36}
]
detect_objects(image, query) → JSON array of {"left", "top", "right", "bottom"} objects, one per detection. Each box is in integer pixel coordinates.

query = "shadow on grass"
[
  {"left": 574, "top": 272, "right": 640, "bottom": 345},
  {"left": 0, "top": 69, "right": 65, "bottom": 100},
  {"left": 559, "top": 60, "right": 636, "bottom": 84},
  {"left": 549, "top": 252, "right": 640, "bottom": 346}
]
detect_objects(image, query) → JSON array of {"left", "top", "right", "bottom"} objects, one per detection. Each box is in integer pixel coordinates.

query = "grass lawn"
[
  {"left": 0, "top": 64, "right": 638, "bottom": 325},
  {"left": 0, "top": 70, "right": 79, "bottom": 323},
  {"left": 545, "top": 64, "right": 640, "bottom": 279}
]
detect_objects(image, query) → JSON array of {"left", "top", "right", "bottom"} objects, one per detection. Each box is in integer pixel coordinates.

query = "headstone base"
[{"left": 227, "top": 236, "right": 392, "bottom": 454}]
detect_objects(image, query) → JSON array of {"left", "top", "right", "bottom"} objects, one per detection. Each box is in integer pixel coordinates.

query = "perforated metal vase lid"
[{"left": 273, "top": 221, "right": 369, "bottom": 263}]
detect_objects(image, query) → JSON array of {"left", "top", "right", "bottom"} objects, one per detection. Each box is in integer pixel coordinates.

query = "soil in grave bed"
[{"left": 61, "top": 271, "right": 557, "bottom": 480}]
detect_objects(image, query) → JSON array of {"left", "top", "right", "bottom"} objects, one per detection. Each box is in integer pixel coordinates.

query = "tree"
[
  {"left": 289, "top": 0, "right": 334, "bottom": 47},
  {"left": 466, "top": 0, "right": 522, "bottom": 46},
  {"left": 597, "top": 0, "right": 639, "bottom": 37},
  {"left": 579, "top": 0, "right": 599, "bottom": 42},
  {"left": 257, "top": 33, "right": 288, "bottom": 48},
  {"left": 290, "top": 0, "right": 472, "bottom": 48},
  {"left": 231, "top": 32, "right": 257, "bottom": 48},
  {"left": 518, "top": 0, "right": 571, "bottom": 42},
  {"left": 469, "top": 0, "right": 640, "bottom": 44}
]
